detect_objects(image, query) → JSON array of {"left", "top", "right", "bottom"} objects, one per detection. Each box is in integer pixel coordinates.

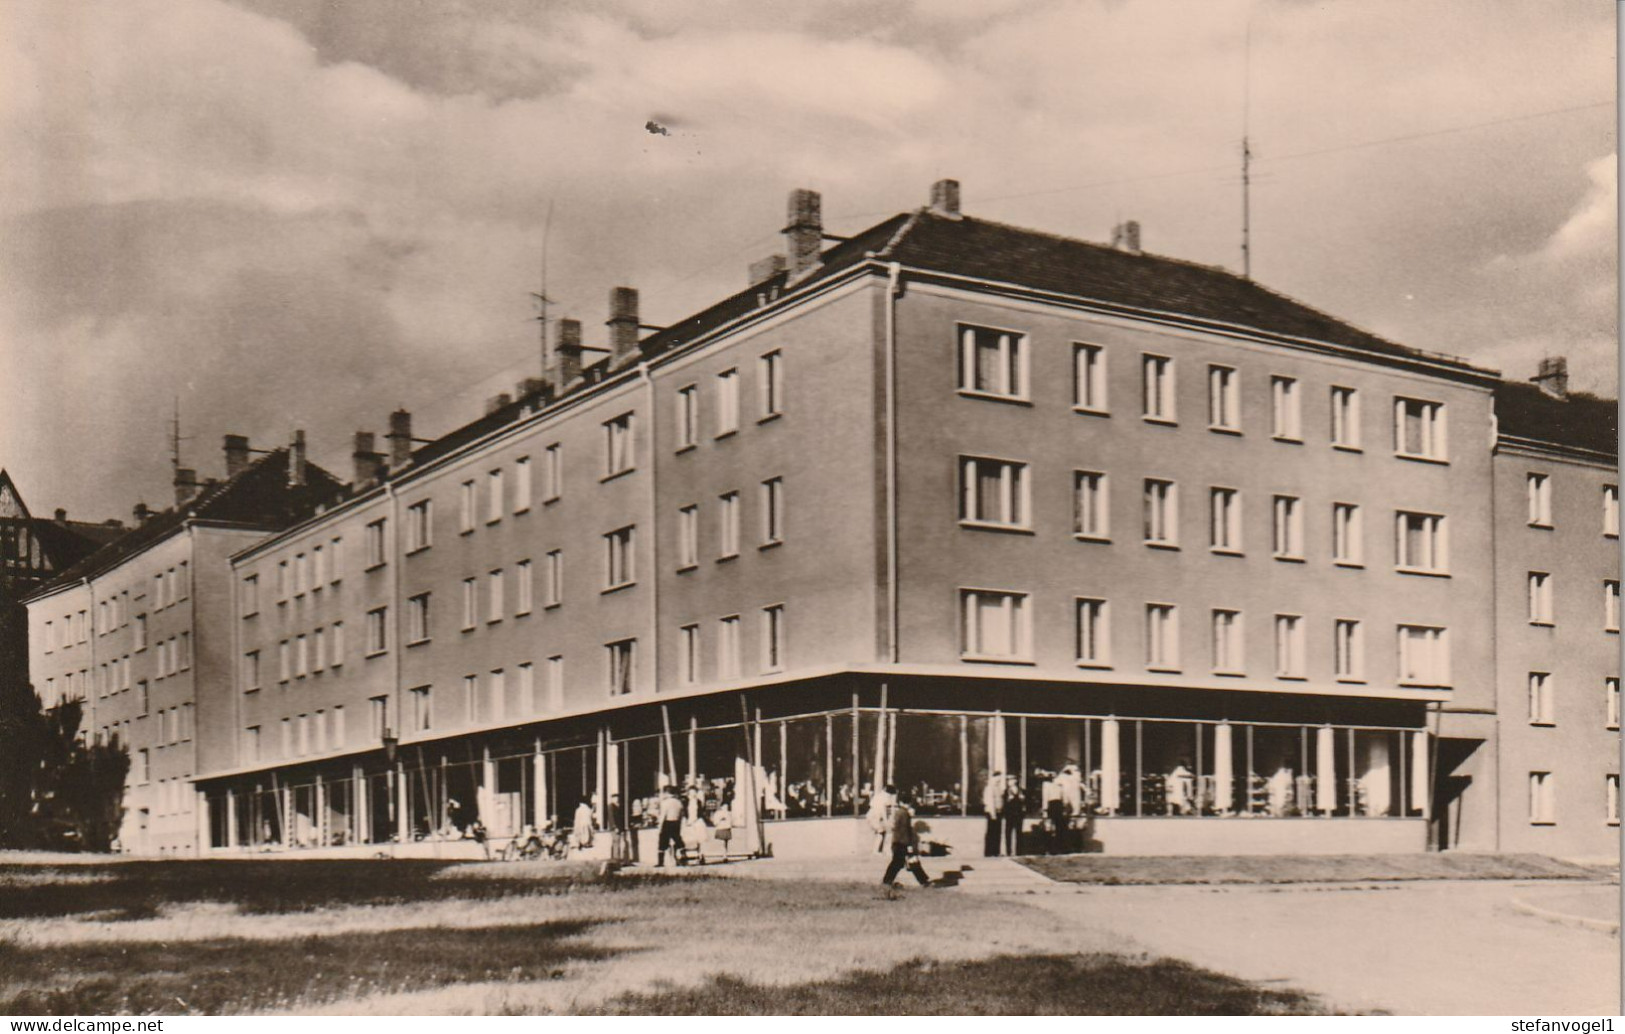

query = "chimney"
[
  {"left": 133, "top": 502, "right": 152, "bottom": 525},
  {"left": 607, "top": 286, "right": 640, "bottom": 365},
  {"left": 783, "top": 188, "right": 823, "bottom": 280},
  {"left": 289, "top": 430, "right": 307, "bottom": 488},
  {"left": 1532, "top": 356, "right": 1569, "bottom": 399},
  {"left": 352, "top": 431, "right": 386, "bottom": 486},
  {"left": 173, "top": 467, "right": 200, "bottom": 507},
  {"left": 929, "top": 179, "right": 961, "bottom": 218},
  {"left": 223, "top": 434, "right": 251, "bottom": 479},
  {"left": 548, "top": 318, "right": 584, "bottom": 387},
  {"left": 516, "top": 377, "right": 547, "bottom": 401},
  {"left": 1111, "top": 220, "right": 1142, "bottom": 255},
  {"left": 386, "top": 410, "right": 413, "bottom": 469},
  {"left": 485, "top": 392, "right": 513, "bottom": 415},
  {"left": 748, "top": 254, "right": 786, "bottom": 286},
  {"left": 53, "top": 508, "right": 67, "bottom": 523}
]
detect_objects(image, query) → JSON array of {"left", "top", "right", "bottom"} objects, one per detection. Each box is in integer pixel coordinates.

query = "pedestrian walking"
[
  {"left": 1001, "top": 773, "right": 1024, "bottom": 855},
  {"left": 981, "top": 770, "right": 1005, "bottom": 856},
  {"left": 881, "top": 793, "right": 931, "bottom": 889},
  {"left": 1041, "top": 769, "right": 1066, "bottom": 854},
  {"left": 572, "top": 797, "right": 595, "bottom": 850},
  {"left": 655, "top": 785, "right": 685, "bottom": 867}
]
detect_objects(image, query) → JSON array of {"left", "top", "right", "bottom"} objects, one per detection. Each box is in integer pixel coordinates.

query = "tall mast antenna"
[
  {"left": 170, "top": 397, "right": 184, "bottom": 472},
  {"left": 1241, "top": 4, "right": 1255, "bottom": 280},
  {"left": 531, "top": 199, "right": 557, "bottom": 378}
]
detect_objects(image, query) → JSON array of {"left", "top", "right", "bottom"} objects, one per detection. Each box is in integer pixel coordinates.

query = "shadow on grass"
[
  {"left": 1018, "top": 853, "right": 1599, "bottom": 886},
  {"left": 0, "top": 860, "right": 677, "bottom": 921},
  {"left": 1, "top": 919, "right": 617, "bottom": 1015},
  {"left": 588, "top": 953, "right": 1324, "bottom": 1016}
]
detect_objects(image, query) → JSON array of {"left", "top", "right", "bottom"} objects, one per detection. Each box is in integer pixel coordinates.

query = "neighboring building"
[{"left": 23, "top": 438, "right": 343, "bottom": 854}]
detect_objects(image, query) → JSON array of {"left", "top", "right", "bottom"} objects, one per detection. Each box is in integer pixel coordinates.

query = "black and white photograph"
[{"left": 0, "top": 0, "right": 1618, "bottom": 1019}]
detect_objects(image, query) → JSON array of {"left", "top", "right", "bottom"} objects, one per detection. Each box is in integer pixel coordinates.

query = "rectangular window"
[
  {"left": 518, "top": 663, "right": 536, "bottom": 714},
  {"left": 1608, "top": 580, "right": 1621, "bottom": 633},
  {"left": 462, "top": 675, "right": 477, "bottom": 724},
  {"left": 487, "top": 469, "right": 504, "bottom": 524},
  {"left": 312, "top": 545, "right": 325, "bottom": 588},
  {"left": 313, "top": 710, "right": 327, "bottom": 754},
  {"left": 1608, "top": 677, "right": 1620, "bottom": 730},
  {"left": 330, "top": 536, "right": 343, "bottom": 584},
  {"left": 760, "top": 350, "right": 784, "bottom": 418},
  {"left": 462, "top": 578, "right": 477, "bottom": 629},
  {"left": 332, "top": 705, "right": 345, "bottom": 749},
  {"left": 718, "top": 616, "right": 741, "bottom": 678},
  {"left": 1529, "top": 772, "right": 1555, "bottom": 825},
  {"left": 1395, "top": 511, "right": 1448, "bottom": 573},
  {"left": 331, "top": 621, "right": 344, "bottom": 667},
  {"left": 959, "top": 324, "right": 1028, "bottom": 399},
  {"left": 678, "top": 505, "right": 699, "bottom": 568},
  {"left": 294, "top": 554, "right": 308, "bottom": 596},
  {"left": 1331, "top": 386, "right": 1360, "bottom": 448},
  {"left": 1608, "top": 774, "right": 1620, "bottom": 826},
  {"left": 1145, "top": 603, "right": 1179, "bottom": 671},
  {"left": 297, "top": 714, "right": 309, "bottom": 756},
  {"left": 716, "top": 369, "right": 740, "bottom": 435},
  {"left": 370, "top": 695, "right": 388, "bottom": 738},
  {"left": 1075, "top": 598, "right": 1109, "bottom": 667},
  {"left": 1527, "top": 473, "right": 1552, "bottom": 527},
  {"left": 1073, "top": 472, "right": 1109, "bottom": 540},
  {"left": 605, "top": 527, "right": 636, "bottom": 588},
  {"left": 676, "top": 385, "right": 699, "bottom": 449},
  {"left": 278, "top": 640, "right": 290, "bottom": 683},
  {"left": 761, "top": 477, "right": 784, "bottom": 545},
  {"left": 410, "top": 686, "right": 432, "bottom": 733},
  {"left": 136, "top": 749, "right": 149, "bottom": 784},
  {"left": 516, "top": 560, "right": 533, "bottom": 615},
  {"left": 1398, "top": 625, "right": 1450, "bottom": 686},
  {"left": 962, "top": 590, "right": 1032, "bottom": 661},
  {"left": 515, "top": 456, "right": 532, "bottom": 513},
  {"left": 1271, "top": 376, "right": 1301, "bottom": 440},
  {"left": 605, "top": 413, "right": 635, "bottom": 475},
  {"left": 244, "top": 651, "right": 260, "bottom": 692},
  {"left": 242, "top": 576, "right": 259, "bottom": 616},
  {"left": 294, "top": 635, "right": 308, "bottom": 678},
  {"left": 547, "top": 655, "right": 565, "bottom": 710},
  {"left": 1143, "top": 479, "right": 1177, "bottom": 546},
  {"left": 407, "top": 499, "right": 432, "bottom": 551},
  {"left": 1272, "top": 495, "right": 1303, "bottom": 560},
  {"left": 1332, "top": 502, "right": 1363, "bottom": 565},
  {"left": 543, "top": 443, "right": 562, "bottom": 502},
  {"left": 1074, "top": 343, "right": 1107, "bottom": 412},
  {"left": 488, "top": 568, "right": 505, "bottom": 621},
  {"left": 1606, "top": 485, "right": 1619, "bottom": 538},
  {"left": 407, "top": 593, "right": 430, "bottom": 643},
  {"left": 366, "top": 607, "right": 388, "bottom": 656},
  {"left": 1212, "top": 609, "right": 1244, "bottom": 674},
  {"left": 608, "top": 639, "right": 636, "bottom": 696},
  {"left": 1210, "top": 487, "right": 1241, "bottom": 553},
  {"left": 312, "top": 627, "right": 325, "bottom": 673},
  {"left": 243, "top": 727, "right": 260, "bottom": 763},
  {"left": 1208, "top": 365, "right": 1240, "bottom": 431},
  {"left": 545, "top": 550, "right": 563, "bottom": 607},
  {"left": 460, "top": 480, "right": 477, "bottom": 532},
  {"left": 960, "top": 457, "right": 1029, "bottom": 528},
  {"left": 278, "top": 719, "right": 291, "bottom": 759},
  {"left": 1527, "top": 573, "right": 1554, "bottom": 625},
  {"left": 680, "top": 624, "right": 701, "bottom": 686},
  {"left": 134, "top": 614, "right": 146, "bottom": 651},
  {"left": 1396, "top": 398, "right": 1447, "bottom": 460},
  {"left": 1528, "top": 672, "right": 1554, "bottom": 725},
  {"left": 762, "top": 604, "right": 785, "bottom": 673},
  {"left": 1141, "top": 354, "right": 1174, "bottom": 421},
  {"left": 1273, "top": 614, "right": 1305, "bottom": 678},
  {"left": 1334, "top": 619, "right": 1364, "bottom": 681},
  {"left": 489, "top": 669, "right": 506, "bottom": 723},
  {"left": 719, "top": 491, "right": 740, "bottom": 559},
  {"left": 366, "top": 519, "right": 387, "bottom": 568}
]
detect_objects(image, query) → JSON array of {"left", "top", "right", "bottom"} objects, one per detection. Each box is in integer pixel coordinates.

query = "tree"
[{"left": 0, "top": 689, "right": 129, "bottom": 852}]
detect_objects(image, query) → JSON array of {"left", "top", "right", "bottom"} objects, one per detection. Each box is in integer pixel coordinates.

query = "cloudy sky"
[{"left": 1, "top": 0, "right": 1615, "bottom": 523}]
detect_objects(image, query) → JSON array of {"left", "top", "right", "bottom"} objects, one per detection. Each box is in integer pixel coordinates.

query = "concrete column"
[
  {"left": 1316, "top": 726, "right": 1337, "bottom": 814},
  {"left": 532, "top": 743, "right": 547, "bottom": 830},
  {"left": 396, "top": 762, "right": 409, "bottom": 842},
  {"left": 1411, "top": 730, "right": 1431, "bottom": 819},
  {"left": 195, "top": 790, "right": 208, "bottom": 855},
  {"left": 1099, "top": 718, "right": 1121, "bottom": 815},
  {"left": 282, "top": 786, "right": 293, "bottom": 848},
  {"left": 226, "top": 790, "right": 239, "bottom": 849},
  {"left": 1213, "top": 722, "right": 1234, "bottom": 814}
]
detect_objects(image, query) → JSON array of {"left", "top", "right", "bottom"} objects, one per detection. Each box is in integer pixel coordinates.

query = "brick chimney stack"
[
  {"left": 289, "top": 430, "right": 308, "bottom": 487},
  {"left": 784, "top": 188, "right": 823, "bottom": 281},
  {"left": 607, "top": 286, "right": 641, "bottom": 365},
  {"left": 223, "top": 434, "right": 251, "bottom": 479},
  {"left": 53, "top": 508, "right": 66, "bottom": 522},
  {"left": 173, "top": 467, "right": 200, "bottom": 507},
  {"left": 352, "top": 431, "right": 386, "bottom": 486},
  {"left": 748, "top": 254, "right": 786, "bottom": 286},
  {"left": 930, "top": 179, "right": 961, "bottom": 218},
  {"left": 1111, "top": 220, "right": 1142, "bottom": 255},
  {"left": 133, "top": 502, "right": 152, "bottom": 525},
  {"left": 1532, "top": 356, "right": 1569, "bottom": 399},
  {"left": 386, "top": 410, "right": 413, "bottom": 469},
  {"left": 549, "top": 318, "right": 584, "bottom": 387}
]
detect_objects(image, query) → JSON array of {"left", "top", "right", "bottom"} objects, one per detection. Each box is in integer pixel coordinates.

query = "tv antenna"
[
  {"left": 169, "top": 397, "right": 191, "bottom": 473},
  {"left": 530, "top": 199, "right": 557, "bottom": 377},
  {"left": 1241, "top": 4, "right": 1255, "bottom": 280}
]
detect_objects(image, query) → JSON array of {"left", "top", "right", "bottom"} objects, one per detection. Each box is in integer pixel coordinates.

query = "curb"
[{"left": 1510, "top": 895, "right": 1620, "bottom": 936}]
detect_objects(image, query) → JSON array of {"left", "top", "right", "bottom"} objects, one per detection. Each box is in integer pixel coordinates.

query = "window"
[
  {"left": 243, "top": 727, "right": 260, "bottom": 764},
  {"left": 1273, "top": 614, "right": 1305, "bottom": 678},
  {"left": 1334, "top": 619, "right": 1364, "bottom": 681},
  {"left": 1608, "top": 775, "right": 1620, "bottom": 826},
  {"left": 1527, "top": 573, "right": 1554, "bottom": 625},
  {"left": 607, "top": 639, "right": 636, "bottom": 696},
  {"left": 605, "top": 527, "right": 636, "bottom": 589},
  {"left": 1143, "top": 479, "right": 1177, "bottom": 546},
  {"left": 1075, "top": 598, "right": 1109, "bottom": 667},
  {"left": 516, "top": 560, "right": 533, "bottom": 615},
  {"left": 1145, "top": 604, "right": 1179, "bottom": 671},
  {"left": 676, "top": 385, "right": 699, "bottom": 449},
  {"left": 678, "top": 506, "right": 699, "bottom": 569},
  {"left": 1074, "top": 343, "right": 1107, "bottom": 412},
  {"left": 177, "top": 562, "right": 189, "bottom": 600},
  {"left": 1073, "top": 472, "right": 1109, "bottom": 540},
  {"left": 1142, "top": 354, "right": 1174, "bottom": 421},
  {"left": 515, "top": 456, "right": 532, "bottom": 513},
  {"left": 136, "top": 749, "right": 149, "bottom": 785},
  {"left": 178, "top": 632, "right": 191, "bottom": 671},
  {"left": 545, "top": 550, "right": 563, "bottom": 607},
  {"left": 366, "top": 607, "right": 388, "bottom": 656},
  {"left": 1331, "top": 386, "right": 1360, "bottom": 448},
  {"left": 719, "top": 492, "right": 740, "bottom": 559},
  {"left": 279, "top": 720, "right": 291, "bottom": 759},
  {"left": 960, "top": 457, "right": 1029, "bottom": 528},
  {"left": 1271, "top": 376, "right": 1301, "bottom": 440},
  {"left": 462, "top": 675, "right": 477, "bottom": 724},
  {"left": 1272, "top": 495, "right": 1303, "bottom": 560},
  {"left": 410, "top": 686, "right": 432, "bottom": 733},
  {"left": 294, "top": 554, "right": 308, "bottom": 596},
  {"left": 1608, "top": 677, "right": 1620, "bottom": 730},
  {"left": 761, "top": 477, "right": 784, "bottom": 545},
  {"left": 716, "top": 369, "right": 740, "bottom": 435},
  {"left": 1208, "top": 365, "right": 1240, "bottom": 431},
  {"left": 242, "top": 576, "right": 259, "bottom": 616},
  {"left": 1395, "top": 512, "right": 1448, "bottom": 573},
  {"left": 278, "top": 640, "right": 290, "bottom": 683},
  {"left": 718, "top": 616, "right": 742, "bottom": 678},
  {"left": 312, "top": 546, "right": 325, "bottom": 588},
  {"left": 331, "top": 621, "right": 344, "bottom": 667},
  {"left": 1528, "top": 672, "right": 1554, "bottom": 725},
  {"left": 1395, "top": 398, "right": 1446, "bottom": 460},
  {"left": 366, "top": 519, "right": 387, "bottom": 568},
  {"left": 762, "top": 604, "right": 785, "bottom": 672},
  {"left": 543, "top": 444, "right": 562, "bottom": 501},
  {"left": 1608, "top": 581, "right": 1621, "bottom": 633},
  {"left": 959, "top": 324, "right": 1027, "bottom": 399},
  {"left": 605, "top": 413, "right": 635, "bottom": 476},
  {"left": 1527, "top": 473, "right": 1552, "bottom": 527},
  {"left": 157, "top": 572, "right": 168, "bottom": 609},
  {"left": 487, "top": 469, "right": 504, "bottom": 524},
  {"left": 460, "top": 480, "right": 477, "bottom": 533},
  {"left": 370, "top": 695, "right": 389, "bottom": 738},
  {"left": 1606, "top": 485, "right": 1619, "bottom": 538},
  {"left": 134, "top": 614, "right": 147, "bottom": 651},
  {"left": 295, "top": 635, "right": 308, "bottom": 678},
  {"left": 1212, "top": 609, "right": 1243, "bottom": 674},
  {"left": 1398, "top": 625, "right": 1449, "bottom": 686},
  {"left": 332, "top": 705, "right": 345, "bottom": 748},
  {"left": 407, "top": 500, "right": 432, "bottom": 552},
  {"left": 407, "top": 593, "right": 431, "bottom": 643},
  {"left": 488, "top": 669, "right": 506, "bottom": 722},
  {"left": 1332, "top": 503, "right": 1363, "bottom": 565},
  {"left": 461, "top": 578, "right": 477, "bottom": 629},
  {"left": 313, "top": 627, "right": 325, "bottom": 672},
  {"left": 487, "top": 568, "right": 504, "bottom": 621},
  {"left": 297, "top": 714, "right": 309, "bottom": 756},
  {"left": 518, "top": 663, "right": 536, "bottom": 713},
  {"left": 313, "top": 710, "right": 327, "bottom": 753},
  {"left": 1209, "top": 488, "right": 1241, "bottom": 553},
  {"left": 760, "top": 350, "right": 784, "bottom": 419},
  {"left": 330, "top": 536, "right": 343, "bottom": 584},
  {"left": 962, "top": 590, "right": 1031, "bottom": 661},
  {"left": 680, "top": 624, "right": 701, "bottom": 685},
  {"left": 547, "top": 656, "right": 565, "bottom": 709},
  {"left": 244, "top": 651, "right": 260, "bottom": 692},
  {"left": 1529, "top": 772, "right": 1555, "bottom": 825}
]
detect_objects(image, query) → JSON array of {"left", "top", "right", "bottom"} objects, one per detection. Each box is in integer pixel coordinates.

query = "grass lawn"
[
  {"left": 0, "top": 857, "right": 1327, "bottom": 1016},
  {"left": 1018, "top": 852, "right": 1601, "bottom": 885}
]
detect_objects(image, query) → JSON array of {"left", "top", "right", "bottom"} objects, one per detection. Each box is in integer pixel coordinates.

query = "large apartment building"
[{"left": 24, "top": 180, "right": 1620, "bottom": 859}]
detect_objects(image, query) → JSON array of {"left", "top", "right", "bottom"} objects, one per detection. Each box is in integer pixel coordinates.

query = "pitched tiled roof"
[{"left": 1495, "top": 380, "right": 1618, "bottom": 456}]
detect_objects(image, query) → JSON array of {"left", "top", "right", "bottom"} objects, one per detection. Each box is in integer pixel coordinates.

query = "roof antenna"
[
  {"left": 169, "top": 397, "right": 191, "bottom": 474},
  {"left": 530, "top": 198, "right": 557, "bottom": 379},
  {"left": 1241, "top": 3, "right": 1255, "bottom": 280}
]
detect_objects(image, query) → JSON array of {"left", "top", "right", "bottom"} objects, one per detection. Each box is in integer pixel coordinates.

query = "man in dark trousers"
[
  {"left": 1001, "top": 773, "right": 1025, "bottom": 856},
  {"left": 981, "top": 770, "right": 1005, "bottom": 856},
  {"left": 654, "top": 785, "right": 685, "bottom": 867},
  {"left": 881, "top": 792, "right": 931, "bottom": 889}
]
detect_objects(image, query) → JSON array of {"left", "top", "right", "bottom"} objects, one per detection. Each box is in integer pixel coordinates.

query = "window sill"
[
  {"left": 758, "top": 412, "right": 783, "bottom": 425},
  {"left": 676, "top": 564, "right": 698, "bottom": 574},
  {"left": 1336, "top": 677, "right": 1368, "bottom": 685},
  {"left": 1529, "top": 820, "right": 1556, "bottom": 827},
  {"left": 405, "top": 546, "right": 431, "bottom": 557},
  {"left": 717, "top": 553, "right": 739, "bottom": 564},
  {"left": 515, "top": 506, "right": 531, "bottom": 516},
  {"left": 1395, "top": 567, "right": 1450, "bottom": 579},
  {"left": 1142, "top": 416, "right": 1178, "bottom": 427},
  {"left": 1528, "top": 620, "right": 1555, "bottom": 629},
  {"left": 1275, "top": 674, "right": 1308, "bottom": 682},
  {"left": 515, "top": 609, "right": 532, "bottom": 619},
  {"left": 364, "top": 563, "right": 386, "bottom": 574},
  {"left": 1398, "top": 680, "right": 1451, "bottom": 689},
  {"left": 1210, "top": 548, "right": 1245, "bottom": 558},
  {"left": 1333, "top": 444, "right": 1363, "bottom": 454},
  {"left": 958, "top": 389, "right": 1032, "bottom": 407},
  {"left": 1076, "top": 661, "right": 1113, "bottom": 671},
  {"left": 1213, "top": 669, "right": 1246, "bottom": 678},
  {"left": 759, "top": 539, "right": 783, "bottom": 551},
  {"left": 1147, "top": 666, "right": 1182, "bottom": 675},
  {"left": 487, "top": 617, "right": 503, "bottom": 625},
  {"left": 960, "top": 654, "right": 1036, "bottom": 666},
  {"left": 461, "top": 625, "right": 476, "bottom": 634},
  {"left": 1395, "top": 452, "right": 1449, "bottom": 466},
  {"left": 1334, "top": 560, "right": 1365, "bottom": 569},
  {"left": 544, "top": 496, "right": 561, "bottom": 506},
  {"left": 959, "top": 520, "right": 1035, "bottom": 535},
  {"left": 675, "top": 444, "right": 697, "bottom": 456},
  {"left": 486, "top": 519, "right": 501, "bottom": 528},
  {"left": 602, "top": 582, "right": 637, "bottom": 595},
  {"left": 1073, "top": 406, "right": 1110, "bottom": 418},
  {"left": 1145, "top": 541, "right": 1181, "bottom": 552},
  {"left": 714, "top": 429, "right": 739, "bottom": 441},
  {"left": 459, "top": 528, "right": 474, "bottom": 537},
  {"left": 407, "top": 638, "right": 431, "bottom": 648},
  {"left": 600, "top": 468, "right": 636, "bottom": 484},
  {"left": 1208, "top": 425, "right": 1243, "bottom": 437},
  {"left": 1529, "top": 720, "right": 1555, "bottom": 727},
  {"left": 1609, "top": 629, "right": 1621, "bottom": 636},
  {"left": 1074, "top": 534, "right": 1111, "bottom": 545},
  {"left": 1607, "top": 532, "right": 1619, "bottom": 540},
  {"left": 1527, "top": 522, "right": 1553, "bottom": 530},
  {"left": 1274, "top": 554, "right": 1305, "bottom": 564},
  {"left": 1272, "top": 435, "right": 1304, "bottom": 445}
]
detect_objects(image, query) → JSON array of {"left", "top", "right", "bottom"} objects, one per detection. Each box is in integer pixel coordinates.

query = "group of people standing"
[{"left": 983, "top": 763, "right": 1087, "bottom": 856}]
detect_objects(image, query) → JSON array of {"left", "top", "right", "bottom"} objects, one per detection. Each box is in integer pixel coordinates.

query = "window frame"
[
  {"left": 960, "top": 588, "right": 1034, "bottom": 664},
  {"left": 1074, "top": 343, "right": 1108, "bottom": 414},
  {"left": 1394, "top": 397, "right": 1448, "bottom": 462},
  {"left": 1141, "top": 354, "right": 1175, "bottom": 423},
  {"left": 1207, "top": 364, "right": 1241, "bottom": 433},
  {"left": 1075, "top": 597, "right": 1110, "bottom": 668},
  {"left": 958, "top": 323, "right": 1030, "bottom": 402},
  {"left": 959, "top": 455, "right": 1031, "bottom": 531}
]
